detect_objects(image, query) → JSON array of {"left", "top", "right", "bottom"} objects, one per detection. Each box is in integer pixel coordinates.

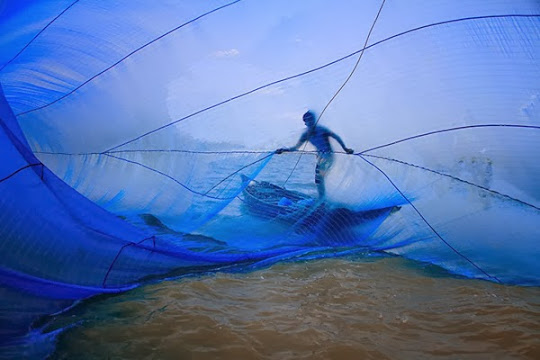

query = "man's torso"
[{"left": 303, "top": 126, "right": 333, "bottom": 155}]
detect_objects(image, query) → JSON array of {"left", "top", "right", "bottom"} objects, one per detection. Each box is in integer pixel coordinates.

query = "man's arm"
[
  {"left": 329, "top": 131, "right": 354, "bottom": 154},
  {"left": 276, "top": 132, "right": 307, "bottom": 154}
]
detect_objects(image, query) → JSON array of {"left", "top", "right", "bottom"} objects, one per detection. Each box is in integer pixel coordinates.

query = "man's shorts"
[{"left": 315, "top": 155, "right": 333, "bottom": 184}]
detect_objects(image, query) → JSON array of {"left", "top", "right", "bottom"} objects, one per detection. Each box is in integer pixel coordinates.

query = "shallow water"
[{"left": 51, "top": 256, "right": 539, "bottom": 360}]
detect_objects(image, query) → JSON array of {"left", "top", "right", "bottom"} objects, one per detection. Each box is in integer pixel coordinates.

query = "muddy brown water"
[{"left": 52, "top": 256, "right": 539, "bottom": 360}]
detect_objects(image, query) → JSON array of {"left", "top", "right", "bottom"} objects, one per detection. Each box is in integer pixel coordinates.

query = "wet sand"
[{"left": 52, "top": 256, "right": 540, "bottom": 360}]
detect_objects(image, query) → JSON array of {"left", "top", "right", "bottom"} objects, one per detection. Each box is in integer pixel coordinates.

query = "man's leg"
[
  {"left": 316, "top": 176, "right": 325, "bottom": 198},
  {"left": 315, "top": 157, "right": 330, "bottom": 199}
]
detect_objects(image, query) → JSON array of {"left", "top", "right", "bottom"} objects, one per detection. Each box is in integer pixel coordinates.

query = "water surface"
[{"left": 52, "top": 256, "right": 540, "bottom": 359}]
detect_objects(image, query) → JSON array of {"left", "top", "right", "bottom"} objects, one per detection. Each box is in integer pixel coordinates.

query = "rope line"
[
  {"left": 364, "top": 154, "right": 540, "bottom": 211},
  {"left": 0, "top": 163, "right": 43, "bottom": 183},
  {"left": 35, "top": 149, "right": 282, "bottom": 156},
  {"left": 103, "top": 236, "right": 156, "bottom": 287},
  {"left": 283, "top": 0, "right": 386, "bottom": 186},
  {"left": 104, "top": 152, "right": 271, "bottom": 201},
  {"left": 34, "top": 124, "right": 539, "bottom": 159},
  {"left": 359, "top": 124, "right": 540, "bottom": 154},
  {"left": 358, "top": 154, "right": 501, "bottom": 283},
  {"left": 0, "top": 0, "right": 81, "bottom": 73},
  {"left": 203, "top": 152, "right": 274, "bottom": 196},
  {"left": 105, "top": 154, "right": 233, "bottom": 200},
  {"left": 14, "top": 0, "right": 243, "bottom": 117},
  {"left": 317, "top": 0, "right": 386, "bottom": 124}
]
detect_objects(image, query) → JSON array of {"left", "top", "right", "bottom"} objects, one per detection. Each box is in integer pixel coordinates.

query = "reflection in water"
[{"left": 52, "top": 256, "right": 539, "bottom": 359}]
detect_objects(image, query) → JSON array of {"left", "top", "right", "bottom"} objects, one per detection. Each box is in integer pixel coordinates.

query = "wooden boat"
[{"left": 240, "top": 175, "right": 399, "bottom": 235}]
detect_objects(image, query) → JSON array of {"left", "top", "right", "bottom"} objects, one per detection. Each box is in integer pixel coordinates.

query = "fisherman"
[{"left": 276, "top": 110, "right": 354, "bottom": 198}]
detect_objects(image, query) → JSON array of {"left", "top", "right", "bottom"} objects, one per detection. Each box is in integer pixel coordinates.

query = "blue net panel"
[{"left": 1, "top": 0, "right": 539, "bottom": 355}]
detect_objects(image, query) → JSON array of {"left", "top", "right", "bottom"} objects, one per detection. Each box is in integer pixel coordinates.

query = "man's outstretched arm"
[
  {"left": 329, "top": 131, "right": 354, "bottom": 154},
  {"left": 276, "top": 133, "right": 307, "bottom": 154}
]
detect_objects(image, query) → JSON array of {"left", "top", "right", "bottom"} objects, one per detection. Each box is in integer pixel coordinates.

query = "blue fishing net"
[{"left": 1, "top": 0, "right": 539, "bottom": 355}]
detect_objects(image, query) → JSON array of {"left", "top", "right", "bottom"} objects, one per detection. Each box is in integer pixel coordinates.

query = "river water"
[{"left": 51, "top": 254, "right": 539, "bottom": 359}]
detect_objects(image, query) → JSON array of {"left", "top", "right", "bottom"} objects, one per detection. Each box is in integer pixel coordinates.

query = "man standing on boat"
[{"left": 276, "top": 110, "right": 354, "bottom": 198}]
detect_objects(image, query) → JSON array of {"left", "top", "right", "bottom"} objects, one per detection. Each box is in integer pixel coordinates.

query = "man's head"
[{"left": 303, "top": 110, "right": 316, "bottom": 128}]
